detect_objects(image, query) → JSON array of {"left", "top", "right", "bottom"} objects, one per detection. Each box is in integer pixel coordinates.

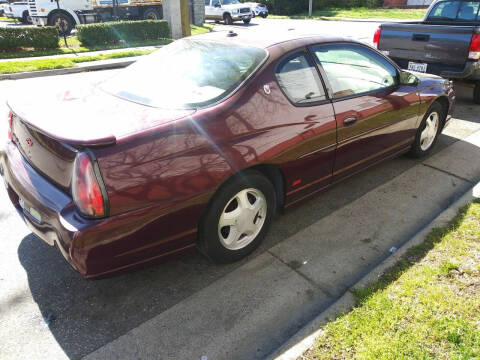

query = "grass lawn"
[
  {"left": 304, "top": 201, "right": 480, "bottom": 359},
  {"left": 0, "top": 49, "right": 154, "bottom": 74},
  {"left": 270, "top": 7, "right": 426, "bottom": 20},
  {"left": 0, "top": 23, "right": 213, "bottom": 60}
]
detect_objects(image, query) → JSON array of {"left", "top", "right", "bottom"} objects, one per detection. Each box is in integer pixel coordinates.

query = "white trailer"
[{"left": 29, "top": 0, "right": 163, "bottom": 34}]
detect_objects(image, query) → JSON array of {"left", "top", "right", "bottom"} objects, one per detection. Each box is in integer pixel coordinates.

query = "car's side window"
[
  {"left": 275, "top": 53, "right": 326, "bottom": 105},
  {"left": 205, "top": 0, "right": 210, "bottom": 5},
  {"left": 212, "top": 0, "right": 220, "bottom": 5},
  {"left": 310, "top": 44, "right": 397, "bottom": 99}
]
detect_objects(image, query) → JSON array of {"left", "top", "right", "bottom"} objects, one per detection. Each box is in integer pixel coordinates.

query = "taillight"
[
  {"left": 373, "top": 27, "right": 381, "bottom": 49},
  {"left": 468, "top": 33, "right": 480, "bottom": 61},
  {"left": 7, "top": 110, "right": 13, "bottom": 141},
  {"left": 72, "top": 152, "right": 107, "bottom": 218}
]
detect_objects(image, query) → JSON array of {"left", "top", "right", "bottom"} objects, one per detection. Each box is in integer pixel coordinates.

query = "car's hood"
[
  {"left": 7, "top": 83, "right": 195, "bottom": 146},
  {"left": 222, "top": 3, "right": 250, "bottom": 10}
]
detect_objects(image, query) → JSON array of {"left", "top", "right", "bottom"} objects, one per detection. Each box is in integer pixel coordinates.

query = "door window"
[
  {"left": 205, "top": 0, "right": 210, "bottom": 5},
  {"left": 457, "top": 1, "right": 480, "bottom": 20},
  {"left": 311, "top": 44, "right": 397, "bottom": 98},
  {"left": 275, "top": 53, "right": 326, "bottom": 105}
]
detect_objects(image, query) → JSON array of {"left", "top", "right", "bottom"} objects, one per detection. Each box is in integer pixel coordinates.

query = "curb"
[
  {"left": 266, "top": 182, "right": 480, "bottom": 360},
  {"left": 0, "top": 57, "right": 137, "bottom": 81}
]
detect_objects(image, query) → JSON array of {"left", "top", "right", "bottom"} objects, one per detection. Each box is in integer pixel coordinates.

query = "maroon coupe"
[{"left": 1, "top": 31, "right": 455, "bottom": 278}]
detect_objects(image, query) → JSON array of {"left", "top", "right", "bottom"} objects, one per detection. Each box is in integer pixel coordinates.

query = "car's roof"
[{"left": 191, "top": 29, "right": 354, "bottom": 50}]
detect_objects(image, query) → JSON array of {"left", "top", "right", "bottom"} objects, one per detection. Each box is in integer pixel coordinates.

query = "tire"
[
  {"left": 198, "top": 170, "right": 276, "bottom": 263},
  {"left": 409, "top": 102, "right": 445, "bottom": 158},
  {"left": 261, "top": 13, "right": 268, "bottom": 18},
  {"left": 243, "top": 18, "right": 251, "bottom": 24},
  {"left": 20, "top": 11, "right": 29, "bottom": 24},
  {"left": 50, "top": 12, "right": 73, "bottom": 36},
  {"left": 474, "top": 82, "right": 480, "bottom": 104},
  {"left": 223, "top": 13, "right": 233, "bottom": 25},
  {"left": 252, "top": 12, "right": 256, "bottom": 18},
  {"left": 143, "top": 7, "right": 161, "bottom": 20}
]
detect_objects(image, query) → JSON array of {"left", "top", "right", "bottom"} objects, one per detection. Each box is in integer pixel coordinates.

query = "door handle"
[
  {"left": 343, "top": 116, "right": 358, "bottom": 126},
  {"left": 412, "top": 34, "right": 430, "bottom": 42}
]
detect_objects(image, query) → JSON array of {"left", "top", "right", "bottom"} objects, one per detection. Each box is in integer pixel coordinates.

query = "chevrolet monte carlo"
[{"left": 0, "top": 31, "right": 455, "bottom": 278}]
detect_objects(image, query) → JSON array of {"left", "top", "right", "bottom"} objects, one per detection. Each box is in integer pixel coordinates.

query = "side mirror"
[
  {"left": 399, "top": 71, "right": 419, "bottom": 86},
  {"left": 214, "top": 3, "right": 221, "bottom": 7}
]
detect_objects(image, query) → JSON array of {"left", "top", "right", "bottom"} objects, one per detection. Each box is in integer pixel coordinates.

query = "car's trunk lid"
[
  {"left": 8, "top": 84, "right": 195, "bottom": 191},
  {"left": 379, "top": 22, "right": 478, "bottom": 67}
]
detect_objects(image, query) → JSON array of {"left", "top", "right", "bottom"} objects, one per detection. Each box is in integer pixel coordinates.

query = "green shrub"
[
  {"left": 76, "top": 20, "right": 171, "bottom": 47},
  {"left": 0, "top": 27, "right": 59, "bottom": 51}
]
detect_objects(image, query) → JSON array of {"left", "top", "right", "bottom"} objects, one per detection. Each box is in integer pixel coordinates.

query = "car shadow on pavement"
[{"left": 17, "top": 93, "right": 480, "bottom": 360}]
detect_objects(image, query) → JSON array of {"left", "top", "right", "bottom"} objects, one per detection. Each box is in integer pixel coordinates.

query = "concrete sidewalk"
[{"left": 81, "top": 124, "right": 480, "bottom": 360}]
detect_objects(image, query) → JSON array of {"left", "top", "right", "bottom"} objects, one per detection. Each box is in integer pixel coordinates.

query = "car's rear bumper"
[
  {"left": 0, "top": 142, "right": 201, "bottom": 278},
  {"left": 391, "top": 57, "right": 480, "bottom": 82}
]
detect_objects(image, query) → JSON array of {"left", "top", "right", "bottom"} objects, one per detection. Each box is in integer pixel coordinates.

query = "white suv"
[{"left": 205, "top": 0, "right": 252, "bottom": 25}]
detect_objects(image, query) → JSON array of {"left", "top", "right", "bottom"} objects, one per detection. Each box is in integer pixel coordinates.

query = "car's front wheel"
[
  {"left": 409, "top": 102, "right": 444, "bottom": 158},
  {"left": 198, "top": 170, "right": 276, "bottom": 263},
  {"left": 223, "top": 13, "right": 233, "bottom": 25},
  {"left": 243, "top": 18, "right": 251, "bottom": 24}
]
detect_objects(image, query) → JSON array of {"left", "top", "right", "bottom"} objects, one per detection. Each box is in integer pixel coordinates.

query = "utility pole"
[
  {"left": 164, "top": 0, "right": 191, "bottom": 39},
  {"left": 308, "top": 0, "right": 312, "bottom": 17}
]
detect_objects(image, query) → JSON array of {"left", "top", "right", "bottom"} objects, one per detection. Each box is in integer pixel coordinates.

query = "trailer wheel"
[
  {"left": 143, "top": 7, "right": 161, "bottom": 20},
  {"left": 474, "top": 82, "right": 480, "bottom": 104},
  {"left": 50, "top": 12, "right": 73, "bottom": 36}
]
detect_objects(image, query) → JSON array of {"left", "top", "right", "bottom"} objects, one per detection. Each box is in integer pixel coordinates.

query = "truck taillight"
[
  {"left": 7, "top": 110, "right": 13, "bottom": 141},
  {"left": 468, "top": 33, "right": 480, "bottom": 61},
  {"left": 72, "top": 152, "right": 108, "bottom": 218},
  {"left": 373, "top": 27, "right": 381, "bottom": 49}
]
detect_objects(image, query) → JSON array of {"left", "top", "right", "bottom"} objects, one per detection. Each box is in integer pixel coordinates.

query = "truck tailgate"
[{"left": 379, "top": 23, "right": 476, "bottom": 66}]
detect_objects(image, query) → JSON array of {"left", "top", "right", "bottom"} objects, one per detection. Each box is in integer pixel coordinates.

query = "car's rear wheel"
[
  {"left": 261, "top": 13, "right": 267, "bottom": 18},
  {"left": 243, "top": 18, "right": 251, "bottom": 24},
  {"left": 198, "top": 170, "right": 276, "bottom": 263},
  {"left": 474, "top": 82, "right": 480, "bottom": 104},
  {"left": 223, "top": 13, "right": 233, "bottom": 25},
  {"left": 409, "top": 102, "right": 444, "bottom": 158}
]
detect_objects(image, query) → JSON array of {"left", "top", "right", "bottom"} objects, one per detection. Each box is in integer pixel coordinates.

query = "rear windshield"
[
  {"left": 426, "top": 0, "right": 480, "bottom": 21},
  {"left": 102, "top": 39, "right": 268, "bottom": 109}
]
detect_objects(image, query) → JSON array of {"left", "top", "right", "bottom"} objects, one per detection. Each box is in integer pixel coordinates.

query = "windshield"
[
  {"left": 222, "top": 0, "right": 239, "bottom": 4},
  {"left": 102, "top": 39, "right": 267, "bottom": 109}
]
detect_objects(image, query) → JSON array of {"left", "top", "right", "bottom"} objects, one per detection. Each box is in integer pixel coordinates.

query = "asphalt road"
[{"left": 1, "top": 19, "right": 480, "bottom": 360}]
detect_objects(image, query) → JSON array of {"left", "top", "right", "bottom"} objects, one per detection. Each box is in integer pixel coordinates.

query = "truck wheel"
[
  {"left": 143, "top": 7, "right": 161, "bottom": 20},
  {"left": 243, "top": 18, "right": 251, "bottom": 24},
  {"left": 474, "top": 82, "right": 480, "bottom": 104},
  {"left": 20, "top": 10, "right": 31, "bottom": 24},
  {"left": 50, "top": 13, "right": 73, "bottom": 36},
  {"left": 223, "top": 13, "right": 233, "bottom": 25}
]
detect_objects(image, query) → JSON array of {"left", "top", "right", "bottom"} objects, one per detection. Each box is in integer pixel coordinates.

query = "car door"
[
  {"left": 273, "top": 50, "right": 337, "bottom": 205},
  {"left": 309, "top": 43, "right": 420, "bottom": 180}
]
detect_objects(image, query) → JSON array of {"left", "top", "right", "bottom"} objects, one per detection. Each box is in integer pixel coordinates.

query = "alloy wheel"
[
  {"left": 420, "top": 111, "right": 439, "bottom": 151},
  {"left": 218, "top": 188, "right": 267, "bottom": 250}
]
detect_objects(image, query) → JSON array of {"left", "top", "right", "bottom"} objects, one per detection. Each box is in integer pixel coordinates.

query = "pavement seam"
[
  {"left": 421, "top": 162, "right": 474, "bottom": 184},
  {"left": 267, "top": 249, "right": 334, "bottom": 298}
]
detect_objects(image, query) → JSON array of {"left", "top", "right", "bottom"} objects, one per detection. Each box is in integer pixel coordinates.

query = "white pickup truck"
[
  {"left": 4, "top": 1, "right": 31, "bottom": 23},
  {"left": 205, "top": 0, "right": 252, "bottom": 25}
]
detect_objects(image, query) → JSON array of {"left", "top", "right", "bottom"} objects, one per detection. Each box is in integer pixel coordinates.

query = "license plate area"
[{"left": 408, "top": 61, "right": 428, "bottom": 73}]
